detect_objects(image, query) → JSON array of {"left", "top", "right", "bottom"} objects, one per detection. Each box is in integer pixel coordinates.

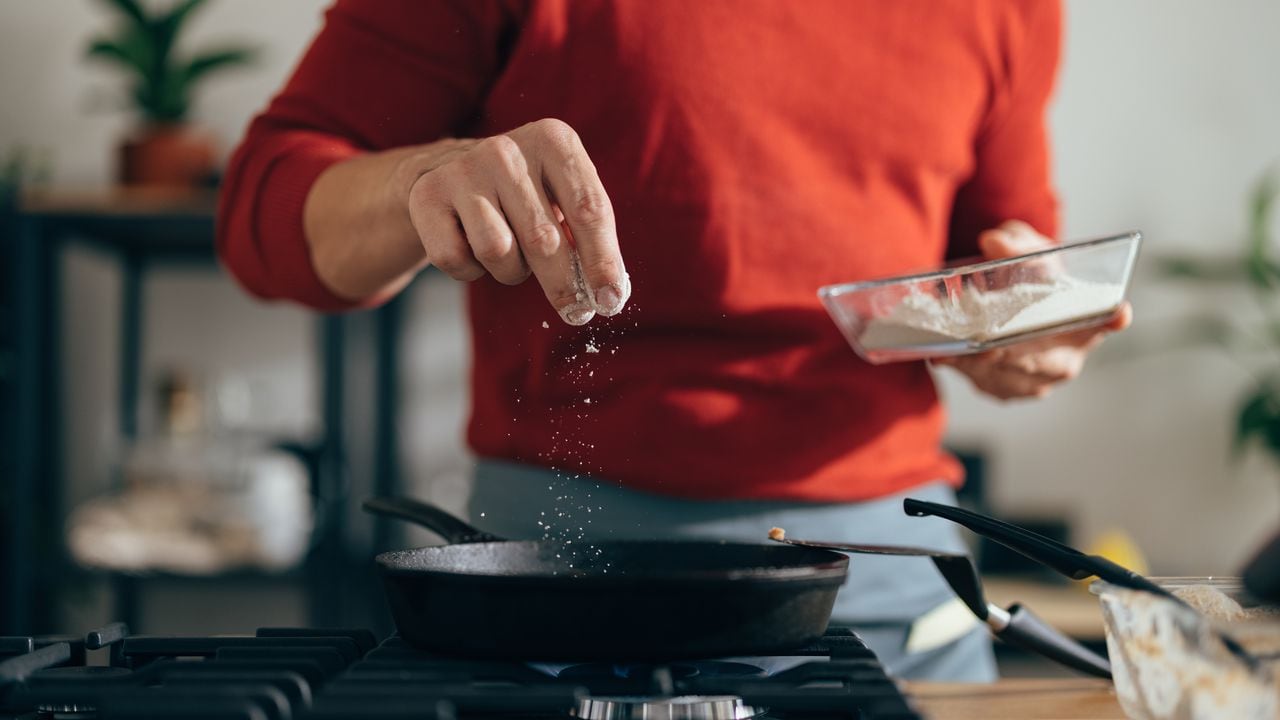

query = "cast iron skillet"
[{"left": 363, "top": 496, "right": 850, "bottom": 660}]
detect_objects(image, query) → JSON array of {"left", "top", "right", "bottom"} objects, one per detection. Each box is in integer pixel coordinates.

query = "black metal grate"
[{"left": 0, "top": 624, "right": 923, "bottom": 719}]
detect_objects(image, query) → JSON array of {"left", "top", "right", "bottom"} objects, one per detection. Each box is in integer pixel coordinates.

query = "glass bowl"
[
  {"left": 1091, "top": 577, "right": 1280, "bottom": 720},
  {"left": 818, "top": 231, "right": 1142, "bottom": 364}
]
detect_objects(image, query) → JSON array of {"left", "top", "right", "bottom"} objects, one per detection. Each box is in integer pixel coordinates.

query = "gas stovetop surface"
[{"left": 0, "top": 624, "right": 922, "bottom": 719}]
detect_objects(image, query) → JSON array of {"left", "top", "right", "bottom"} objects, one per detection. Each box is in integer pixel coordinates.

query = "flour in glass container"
[{"left": 858, "top": 276, "right": 1125, "bottom": 350}]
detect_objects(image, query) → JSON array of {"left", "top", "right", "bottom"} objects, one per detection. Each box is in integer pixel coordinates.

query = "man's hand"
[
  {"left": 406, "top": 118, "right": 629, "bottom": 326},
  {"left": 931, "top": 220, "right": 1131, "bottom": 401}
]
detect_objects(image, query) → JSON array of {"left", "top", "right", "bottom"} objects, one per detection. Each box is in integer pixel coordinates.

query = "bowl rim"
[
  {"left": 1089, "top": 577, "right": 1246, "bottom": 596},
  {"left": 817, "top": 230, "right": 1143, "bottom": 298}
]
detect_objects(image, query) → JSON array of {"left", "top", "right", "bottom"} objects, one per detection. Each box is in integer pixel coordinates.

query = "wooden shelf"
[
  {"left": 16, "top": 188, "right": 218, "bottom": 257},
  {"left": 20, "top": 188, "right": 217, "bottom": 218}
]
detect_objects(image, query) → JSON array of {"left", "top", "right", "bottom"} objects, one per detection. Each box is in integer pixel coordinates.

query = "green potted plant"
[
  {"left": 86, "top": 0, "right": 255, "bottom": 188},
  {"left": 1153, "top": 166, "right": 1280, "bottom": 461},
  {"left": 0, "top": 147, "right": 51, "bottom": 209}
]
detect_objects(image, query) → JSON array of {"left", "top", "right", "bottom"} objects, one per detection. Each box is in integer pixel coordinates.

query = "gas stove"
[{"left": 0, "top": 623, "right": 923, "bottom": 719}]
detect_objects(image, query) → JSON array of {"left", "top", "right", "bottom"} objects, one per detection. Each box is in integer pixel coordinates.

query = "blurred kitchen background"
[{"left": 2, "top": 0, "right": 1280, "bottom": 672}]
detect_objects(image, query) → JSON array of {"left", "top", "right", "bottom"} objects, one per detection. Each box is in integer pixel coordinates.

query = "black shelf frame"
[{"left": 0, "top": 197, "right": 406, "bottom": 635}]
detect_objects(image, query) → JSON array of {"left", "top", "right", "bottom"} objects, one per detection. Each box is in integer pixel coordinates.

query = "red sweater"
[{"left": 218, "top": 0, "right": 1060, "bottom": 502}]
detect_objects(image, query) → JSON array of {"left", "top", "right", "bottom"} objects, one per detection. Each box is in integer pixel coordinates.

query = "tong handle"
[
  {"left": 904, "top": 499, "right": 1171, "bottom": 598},
  {"left": 994, "top": 603, "right": 1112, "bottom": 679}
]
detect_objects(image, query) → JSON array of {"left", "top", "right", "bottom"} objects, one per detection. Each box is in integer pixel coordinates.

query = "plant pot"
[{"left": 119, "top": 124, "right": 217, "bottom": 188}]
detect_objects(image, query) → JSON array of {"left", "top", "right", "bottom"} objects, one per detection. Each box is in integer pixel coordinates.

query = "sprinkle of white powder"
[{"left": 585, "top": 342, "right": 600, "bottom": 353}]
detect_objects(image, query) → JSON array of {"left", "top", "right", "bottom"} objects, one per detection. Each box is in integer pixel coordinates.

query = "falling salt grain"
[
  {"left": 584, "top": 398, "right": 592, "bottom": 405},
  {"left": 585, "top": 342, "right": 600, "bottom": 354},
  {"left": 541, "top": 321, "right": 550, "bottom": 329}
]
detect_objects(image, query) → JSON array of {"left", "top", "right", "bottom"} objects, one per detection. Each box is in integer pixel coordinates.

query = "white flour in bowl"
[{"left": 858, "top": 276, "right": 1125, "bottom": 350}]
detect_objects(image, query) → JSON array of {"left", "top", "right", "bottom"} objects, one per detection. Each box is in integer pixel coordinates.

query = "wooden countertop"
[{"left": 909, "top": 678, "right": 1124, "bottom": 719}]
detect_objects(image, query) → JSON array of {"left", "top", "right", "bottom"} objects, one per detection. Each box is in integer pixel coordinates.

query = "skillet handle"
[{"left": 363, "top": 497, "right": 505, "bottom": 544}]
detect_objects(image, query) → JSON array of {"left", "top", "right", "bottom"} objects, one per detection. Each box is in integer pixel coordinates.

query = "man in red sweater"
[{"left": 219, "top": 0, "right": 1127, "bottom": 680}]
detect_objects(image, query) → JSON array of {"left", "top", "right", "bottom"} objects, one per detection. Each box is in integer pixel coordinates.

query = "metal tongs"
[
  {"left": 770, "top": 530, "right": 1113, "bottom": 678},
  {"left": 904, "top": 498, "right": 1264, "bottom": 671}
]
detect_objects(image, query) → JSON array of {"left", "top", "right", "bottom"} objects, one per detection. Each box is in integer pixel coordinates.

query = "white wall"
[
  {"left": 939, "top": 0, "right": 1280, "bottom": 573},
  {"left": 3, "top": 0, "right": 1279, "bottom": 577},
  {"left": 0, "top": 0, "right": 330, "bottom": 184}
]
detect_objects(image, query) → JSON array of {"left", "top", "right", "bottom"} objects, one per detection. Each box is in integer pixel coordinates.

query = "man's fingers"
[
  {"left": 942, "top": 355, "right": 1042, "bottom": 400},
  {"left": 454, "top": 193, "right": 529, "bottom": 286},
  {"left": 1034, "top": 304, "right": 1129, "bottom": 350},
  {"left": 536, "top": 121, "right": 628, "bottom": 316},
  {"left": 937, "top": 346, "right": 1080, "bottom": 401},
  {"left": 976, "top": 219, "right": 1062, "bottom": 287},
  {"left": 408, "top": 120, "right": 626, "bottom": 325},
  {"left": 978, "top": 222, "right": 1053, "bottom": 260},
  {"left": 998, "top": 219, "right": 1040, "bottom": 239},
  {"left": 1000, "top": 345, "right": 1085, "bottom": 382},
  {"left": 1107, "top": 302, "right": 1133, "bottom": 331},
  {"left": 931, "top": 280, "right": 1129, "bottom": 403},
  {"left": 493, "top": 151, "right": 595, "bottom": 326},
  {"left": 1062, "top": 303, "right": 1131, "bottom": 343},
  {"left": 971, "top": 367, "right": 1058, "bottom": 401},
  {"left": 414, "top": 205, "right": 485, "bottom": 282},
  {"left": 408, "top": 183, "right": 485, "bottom": 281}
]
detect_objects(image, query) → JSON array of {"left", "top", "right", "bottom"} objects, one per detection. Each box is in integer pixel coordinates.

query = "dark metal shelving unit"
[
  {"left": 0, "top": 189, "right": 405, "bottom": 635},
  {"left": 1, "top": 193, "right": 21, "bottom": 638}
]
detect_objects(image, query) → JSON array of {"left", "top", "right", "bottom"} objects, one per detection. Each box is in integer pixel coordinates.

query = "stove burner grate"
[
  {"left": 0, "top": 625, "right": 921, "bottom": 719},
  {"left": 560, "top": 661, "right": 768, "bottom": 682}
]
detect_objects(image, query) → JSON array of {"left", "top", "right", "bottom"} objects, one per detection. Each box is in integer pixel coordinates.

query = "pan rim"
[{"left": 374, "top": 540, "right": 850, "bottom": 584}]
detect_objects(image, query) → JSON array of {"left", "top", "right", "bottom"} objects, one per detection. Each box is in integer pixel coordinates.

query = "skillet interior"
[{"left": 376, "top": 539, "right": 848, "bottom": 580}]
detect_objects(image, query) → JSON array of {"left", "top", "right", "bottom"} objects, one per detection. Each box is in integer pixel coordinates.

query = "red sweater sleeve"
[
  {"left": 947, "top": 0, "right": 1062, "bottom": 258},
  {"left": 216, "top": 0, "right": 519, "bottom": 311}
]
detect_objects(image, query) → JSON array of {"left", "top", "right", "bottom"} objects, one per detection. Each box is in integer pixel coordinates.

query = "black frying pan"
[{"left": 363, "top": 497, "right": 849, "bottom": 660}]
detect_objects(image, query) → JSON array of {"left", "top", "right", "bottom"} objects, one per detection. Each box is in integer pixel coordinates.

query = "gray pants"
[{"left": 467, "top": 460, "right": 997, "bottom": 682}]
